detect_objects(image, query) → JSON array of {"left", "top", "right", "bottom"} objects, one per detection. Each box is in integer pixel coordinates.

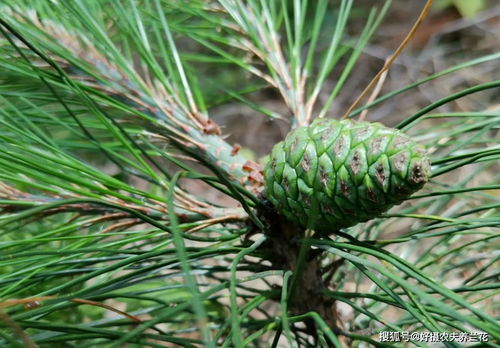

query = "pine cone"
[{"left": 264, "top": 118, "right": 431, "bottom": 230}]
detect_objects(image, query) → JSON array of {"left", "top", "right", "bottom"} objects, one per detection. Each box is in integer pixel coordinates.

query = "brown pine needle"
[
  {"left": 1, "top": 296, "right": 142, "bottom": 323},
  {"left": 70, "top": 298, "right": 142, "bottom": 323},
  {"left": 359, "top": 61, "right": 389, "bottom": 122},
  {"left": 341, "top": 0, "right": 434, "bottom": 120},
  {"left": 0, "top": 310, "right": 38, "bottom": 348}
]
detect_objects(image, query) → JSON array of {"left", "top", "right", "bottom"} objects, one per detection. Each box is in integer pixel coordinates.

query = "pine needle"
[{"left": 341, "top": 0, "right": 434, "bottom": 120}]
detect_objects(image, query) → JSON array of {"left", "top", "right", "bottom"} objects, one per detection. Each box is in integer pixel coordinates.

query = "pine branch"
[
  {"left": 1, "top": 6, "right": 264, "bottom": 194},
  {"left": 0, "top": 182, "right": 247, "bottom": 231},
  {"left": 188, "top": 0, "right": 391, "bottom": 127}
]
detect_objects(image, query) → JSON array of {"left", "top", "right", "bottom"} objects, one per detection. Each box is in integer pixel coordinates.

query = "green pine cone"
[{"left": 264, "top": 118, "right": 431, "bottom": 230}]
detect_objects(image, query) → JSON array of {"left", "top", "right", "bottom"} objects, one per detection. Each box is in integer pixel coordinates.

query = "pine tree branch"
[
  {"left": 215, "top": 0, "right": 307, "bottom": 125},
  {"left": 1, "top": 7, "right": 264, "bottom": 194},
  {"left": 0, "top": 183, "right": 248, "bottom": 228}
]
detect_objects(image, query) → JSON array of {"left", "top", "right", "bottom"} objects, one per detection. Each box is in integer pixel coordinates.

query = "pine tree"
[{"left": 0, "top": 1, "right": 499, "bottom": 347}]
